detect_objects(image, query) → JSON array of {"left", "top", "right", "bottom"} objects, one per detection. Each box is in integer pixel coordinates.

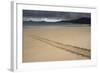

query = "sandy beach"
[{"left": 23, "top": 25, "right": 91, "bottom": 62}]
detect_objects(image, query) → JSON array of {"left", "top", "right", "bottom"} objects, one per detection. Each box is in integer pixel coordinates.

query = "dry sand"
[{"left": 23, "top": 25, "right": 91, "bottom": 62}]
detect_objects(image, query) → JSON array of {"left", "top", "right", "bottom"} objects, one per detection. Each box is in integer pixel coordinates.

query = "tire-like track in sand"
[{"left": 29, "top": 34, "right": 91, "bottom": 58}]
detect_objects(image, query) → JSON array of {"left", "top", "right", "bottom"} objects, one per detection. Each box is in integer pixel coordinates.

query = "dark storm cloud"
[
  {"left": 23, "top": 10, "right": 91, "bottom": 19},
  {"left": 23, "top": 10, "right": 91, "bottom": 24}
]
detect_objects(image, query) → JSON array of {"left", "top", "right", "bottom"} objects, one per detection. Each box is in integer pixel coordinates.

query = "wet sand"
[{"left": 23, "top": 25, "right": 91, "bottom": 62}]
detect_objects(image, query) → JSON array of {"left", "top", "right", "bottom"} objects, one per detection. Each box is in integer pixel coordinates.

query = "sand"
[{"left": 23, "top": 25, "right": 91, "bottom": 62}]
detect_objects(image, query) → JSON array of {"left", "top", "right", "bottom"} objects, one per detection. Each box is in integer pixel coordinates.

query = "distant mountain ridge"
[
  {"left": 23, "top": 17, "right": 91, "bottom": 24},
  {"left": 61, "top": 17, "right": 91, "bottom": 24}
]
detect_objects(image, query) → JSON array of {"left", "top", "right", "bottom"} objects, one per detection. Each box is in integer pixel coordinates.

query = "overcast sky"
[{"left": 23, "top": 10, "right": 91, "bottom": 20}]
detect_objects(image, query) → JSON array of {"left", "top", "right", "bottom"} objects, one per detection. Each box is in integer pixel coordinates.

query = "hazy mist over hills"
[{"left": 23, "top": 10, "right": 91, "bottom": 24}]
